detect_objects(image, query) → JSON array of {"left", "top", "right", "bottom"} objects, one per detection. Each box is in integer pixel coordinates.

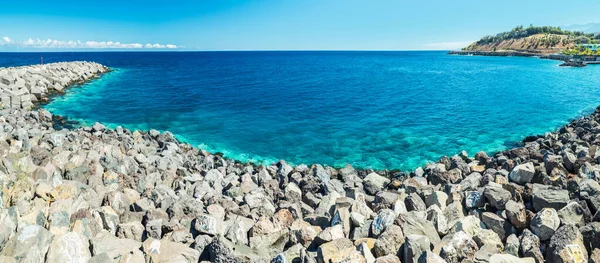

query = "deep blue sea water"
[{"left": 2, "top": 51, "right": 600, "bottom": 171}]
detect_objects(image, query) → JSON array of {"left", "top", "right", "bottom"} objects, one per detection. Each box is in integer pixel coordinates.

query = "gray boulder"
[
  {"left": 46, "top": 232, "right": 91, "bottom": 263},
  {"left": 530, "top": 208, "right": 560, "bottom": 241},
  {"left": 508, "top": 162, "right": 535, "bottom": 185},
  {"left": 0, "top": 225, "right": 54, "bottom": 263}
]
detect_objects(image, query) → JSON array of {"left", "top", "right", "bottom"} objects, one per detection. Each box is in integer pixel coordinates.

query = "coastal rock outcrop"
[
  {"left": 0, "top": 61, "right": 600, "bottom": 262},
  {"left": 0, "top": 61, "right": 108, "bottom": 110}
]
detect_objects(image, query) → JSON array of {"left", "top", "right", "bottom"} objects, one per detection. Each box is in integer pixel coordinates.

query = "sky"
[{"left": 0, "top": 0, "right": 600, "bottom": 51}]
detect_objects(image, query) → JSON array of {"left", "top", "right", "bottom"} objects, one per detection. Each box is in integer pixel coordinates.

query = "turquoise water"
[{"left": 6, "top": 51, "right": 599, "bottom": 170}]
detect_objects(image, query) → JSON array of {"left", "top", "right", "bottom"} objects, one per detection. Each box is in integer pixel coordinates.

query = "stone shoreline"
[{"left": 1, "top": 61, "right": 600, "bottom": 263}]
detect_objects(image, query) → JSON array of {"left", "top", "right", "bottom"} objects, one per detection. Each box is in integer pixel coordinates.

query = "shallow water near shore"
[{"left": 3, "top": 51, "right": 600, "bottom": 170}]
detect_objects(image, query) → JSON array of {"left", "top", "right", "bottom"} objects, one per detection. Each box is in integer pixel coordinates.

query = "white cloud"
[
  {"left": 423, "top": 41, "right": 473, "bottom": 50},
  {"left": 0, "top": 36, "right": 177, "bottom": 49}
]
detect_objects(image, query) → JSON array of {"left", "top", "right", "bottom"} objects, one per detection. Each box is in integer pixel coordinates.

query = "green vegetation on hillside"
[
  {"left": 563, "top": 46, "right": 600, "bottom": 56},
  {"left": 475, "top": 25, "right": 600, "bottom": 46}
]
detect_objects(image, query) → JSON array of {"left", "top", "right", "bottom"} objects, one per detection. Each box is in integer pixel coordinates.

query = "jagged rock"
[
  {"left": 530, "top": 208, "right": 560, "bottom": 241},
  {"left": 116, "top": 221, "right": 145, "bottom": 241},
  {"left": 397, "top": 212, "right": 441, "bottom": 245},
  {"left": 508, "top": 162, "right": 535, "bottom": 185},
  {"left": 417, "top": 251, "right": 447, "bottom": 263},
  {"left": 364, "top": 172, "right": 390, "bottom": 195},
  {"left": 374, "top": 255, "right": 401, "bottom": 263},
  {"left": 580, "top": 222, "right": 600, "bottom": 253},
  {"left": 371, "top": 209, "right": 395, "bottom": 237},
  {"left": 481, "top": 212, "right": 515, "bottom": 241},
  {"left": 357, "top": 241, "right": 375, "bottom": 263},
  {"left": 404, "top": 234, "right": 430, "bottom": 263},
  {"left": 557, "top": 202, "right": 586, "bottom": 227},
  {"left": 0, "top": 225, "right": 53, "bottom": 263},
  {"left": 546, "top": 224, "right": 588, "bottom": 263},
  {"left": 406, "top": 193, "right": 427, "bottom": 212},
  {"left": 46, "top": 232, "right": 91, "bottom": 263},
  {"left": 440, "top": 231, "right": 478, "bottom": 263},
  {"left": 484, "top": 183, "right": 512, "bottom": 210},
  {"left": 90, "top": 231, "right": 144, "bottom": 262},
  {"left": 373, "top": 225, "right": 404, "bottom": 257},
  {"left": 504, "top": 234, "right": 519, "bottom": 257},
  {"left": 143, "top": 238, "right": 201, "bottom": 263},
  {"left": 316, "top": 238, "right": 360, "bottom": 263},
  {"left": 425, "top": 191, "right": 448, "bottom": 210},
  {"left": 531, "top": 185, "right": 569, "bottom": 212},
  {"left": 504, "top": 200, "right": 528, "bottom": 230},
  {"left": 519, "top": 229, "right": 544, "bottom": 263}
]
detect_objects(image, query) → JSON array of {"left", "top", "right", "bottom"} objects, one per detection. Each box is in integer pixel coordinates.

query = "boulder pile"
[
  {"left": 0, "top": 61, "right": 600, "bottom": 263},
  {"left": 0, "top": 61, "right": 108, "bottom": 110}
]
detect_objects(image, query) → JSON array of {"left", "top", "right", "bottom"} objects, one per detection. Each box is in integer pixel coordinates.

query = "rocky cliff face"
[
  {"left": 463, "top": 34, "right": 575, "bottom": 54},
  {"left": 0, "top": 62, "right": 108, "bottom": 110}
]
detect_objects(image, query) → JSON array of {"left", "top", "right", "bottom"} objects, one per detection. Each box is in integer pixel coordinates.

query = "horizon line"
[{"left": 0, "top": 49, "right": 456, "bottom": 53}]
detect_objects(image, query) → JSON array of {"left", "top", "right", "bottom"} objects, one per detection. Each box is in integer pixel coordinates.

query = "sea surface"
[{"left": 2, "top": 51, "right": 600, "bottom": 171}]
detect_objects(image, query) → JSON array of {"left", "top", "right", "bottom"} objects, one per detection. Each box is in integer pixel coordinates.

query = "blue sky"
[{"left": 1, "top": 0, "right": 599, "bottom": 51}]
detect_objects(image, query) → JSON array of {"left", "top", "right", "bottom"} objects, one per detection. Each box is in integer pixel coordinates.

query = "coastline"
[
  {"left": 447, "top": 50, "right": 572, "bottom": 61},
  {"left": 0, "top": 61, "right": 599, "bottom": 262}
]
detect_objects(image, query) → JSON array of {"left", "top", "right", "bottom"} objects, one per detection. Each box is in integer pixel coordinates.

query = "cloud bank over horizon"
[{"left": 0, "top": 36, "right": 177, "bottom": 49}]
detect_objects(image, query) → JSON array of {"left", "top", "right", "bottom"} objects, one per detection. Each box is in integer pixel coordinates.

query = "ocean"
[{"left": 2, "top": 51, "right": 599, "bottom": 171}]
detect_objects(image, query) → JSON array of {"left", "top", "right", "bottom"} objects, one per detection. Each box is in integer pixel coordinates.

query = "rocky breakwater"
[
  {"left": 0, "top": 61, "right": 108, "bottom": 110},
  {"left": 0, "top": 64, "right": 600, "bottom": 263}
]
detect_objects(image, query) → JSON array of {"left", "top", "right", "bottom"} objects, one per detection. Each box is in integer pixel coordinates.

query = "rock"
[
  {"left": 404, "top": 234, "right": 430, "bottom": 263},
  {"left": 364, "top": 172, "right": 390, "bottom": 195},
  {"left": 290, "top": 220, "right": 321, "bottom": 248},
  {"left": 530, "top": 208, "right": 560, "bottom": 241},
  {"left": 371, "top": 209, "right": 395, "bottom": 237},
  {"left": 90, "top": 231, "right": 144, "bottom": 262},
  {"left": 580, "top": 222, "right": 600, "bottom": 253},
  {"left": 417, "top": 251, "right": 447, "bottom": 263},
  {"left": 590, "top": 249, "right": 600, "bottom": 263},
  {"left": 315, "top": 225, "right": 344, "bottom": 245},
  {"left": 546, "top": 224, "right": 588, "bottom": 263},
  {"left": 406, "top": 193, "right": 427, "bottom": 212},
  {"left": 508, "top": 162, "right": 535, "bottom": 185},
  {"left": 481, "top": 212, "right": 515, "bottom": 241},
  {"left": 425, "top": 191, "right": 448, "bottom": 210},
  {"left": 531, "top": 185, "right": 569, "bottom": 212},
  {"left": 0, "top": 207, "right": 18, "bottom": 251},
  {"left": 116, "top": 221, "right": 145, "bottom": 241},
  {"left": 397, "top": 212, "right": 441, "bottom": 245},
  {"left": 92, "top": 122, "right": 106, "bottom": 132},
  {"left": 195, "top": 214, "right": 221, "bottom": 236},
  {"left": 143, "top": 238, "right": 201, "bottom": 263},
  {"left": 504, "top": 234, "right": 519, "bottom": 257},
  {"left": 519, "top": 229, "right": 544, "bottom": 263},
  {"left": 427, "top": 205, "right": 448, "bottom": 236},
  {"left": 440, "top": 231, "right": 478, "bottom": 263},
  {"left": 0, "top": 225, "right": 53, "bottom": 263},
  {"left": 504, "top": 200, "right": 528, "bottom": 230},
  {"left": 374, "top": 255, "right": 401, "bottom": 263},
  {"left": 484, "top": 183, "right": 512, "bottom": 210},
  {"left": 316, "top": 238, "right": 360, "bottom": 263},
  {"left": 357, "top": 241, "right": 375, "bottom": 263},
  {"left": 46, "top": 232, "right": 91, "bottom": 263},
  {"left": 557, "top": 202, "right": 586, "bottom": 227},
  {"left": 373, "top": 225, "right": 404, "bottom": 257},
  {"left": 464, "top": 191, "right": 485, "bottom": 209},
  {"left": 489, "top": 254, "right": 535, "bottom": 263}
]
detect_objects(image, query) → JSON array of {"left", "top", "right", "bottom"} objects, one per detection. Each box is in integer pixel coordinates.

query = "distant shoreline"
[{"left": 447, "top": 50, "right": 572, "bottom": 61}]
